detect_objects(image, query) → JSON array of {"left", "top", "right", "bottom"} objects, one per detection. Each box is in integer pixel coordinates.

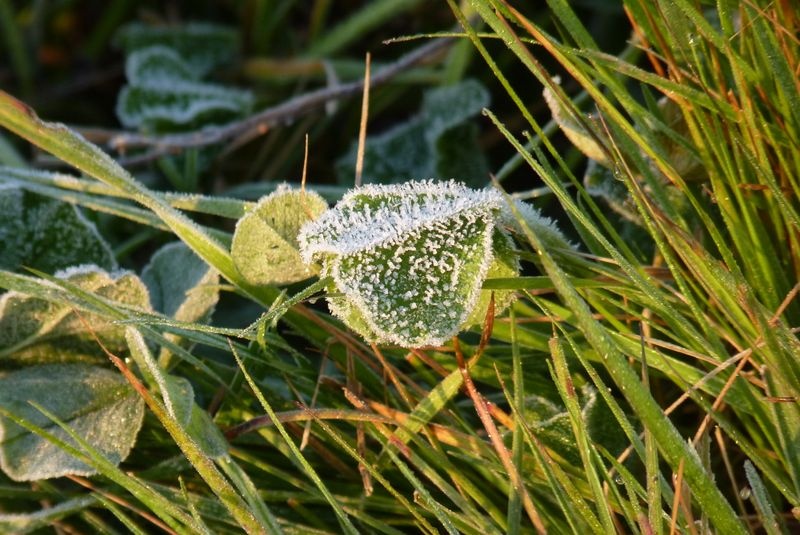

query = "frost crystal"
[{"left": 299, "top": 180, "right": 518, "bottom": 347}]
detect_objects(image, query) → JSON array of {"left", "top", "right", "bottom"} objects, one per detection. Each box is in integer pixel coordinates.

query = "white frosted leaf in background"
[
  {"left": 125, "top": 45, "right": 198, "bottom": 84},
  {"left": 0, "top": 363, "right": 145, "bottom": 481},
  {"left": 116, "top": 82, "right": 253, "bottom": 131}
]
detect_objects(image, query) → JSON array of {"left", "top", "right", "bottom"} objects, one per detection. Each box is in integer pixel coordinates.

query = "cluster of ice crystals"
[
  {"left": 300, "top": 180, "right": 504, "bottom": 263},
  {"left": 299, "top": 180, "right": 508, "bottom": 347}
]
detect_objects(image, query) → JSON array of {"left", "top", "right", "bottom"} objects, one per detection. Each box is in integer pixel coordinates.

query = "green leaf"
[
  {"left": 115, "top": 22, "right": 239, "bottom": 78},
  {"left": 231, "top": 186, "right": 328, "bottom": 286},
  {"left": 0, "top": 185, "right": 115, "bottom": 274},
  {"left": 124, "top": 327, "right": 225, "bottom": 460},
  {"left": 336, "top": 79, "right": 490, "bottom": 186},
  {"left": 142, "top": 241, "right": 219, "bottom": 324},
  {"left": 519, "top": 385, "right": 610, "bottom": 466},
  {"left": 299, "top": 180, "right": 519, "bottom": 347},
  {"left": 0, "top": 363, "right": 145, "bottom": 481},
  {"left": 0, "top": 266, "right": 151, "bottom": 366}
]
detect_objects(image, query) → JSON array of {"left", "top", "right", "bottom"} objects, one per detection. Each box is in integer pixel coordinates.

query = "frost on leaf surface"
[
  {"left": 0, "top": 266, "right": 151, "bottom": 367},
  {"left": 0, "top": 363, "right": 145, "bottom": 481},
  {"left": 299, "top": 180, "right": 516, "bottom": 347},
  {"left": 117, "top": 79, "right": 253, "bottom": 131},
  {"left": 232, "top": 186, "right": 328, "bottom": 286},
  {"left": 500, "top": 198, "right": 575, "bottom": 254},
  {"left": 0, "top": 184, "right": 115, "bottom": 274}
]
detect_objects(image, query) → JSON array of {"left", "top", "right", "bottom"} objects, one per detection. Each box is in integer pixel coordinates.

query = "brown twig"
[{"left": 109, "top": 37, "right": 454, "bottom": 153}]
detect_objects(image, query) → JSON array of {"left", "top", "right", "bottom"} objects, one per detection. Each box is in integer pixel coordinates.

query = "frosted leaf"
[
  {"left": 0, "top": 185, "right": 115, "bottom": 274},
  {"left": 0, "top": 266, "right": 151, "bottom": 367},
  {"left": 299, "top": 180, "right": 516, "bottom": 347},
  {"left": 336, "top": 79, "right": 490, "bottom": 186},
  {"left": 126, "top": 46, "right": 198, "bottom": 84},
  {"left": 142, "top": 241, "right": 219, "bottom": 324},
  {"left": 543, "top": 78, "right": 610, "bottom": 167},
  {"left": 116, "top": 82, "right": 253, "bottom": 131},
  {"left": 115, "top": 22, "right": 238, "bottom": 78},
  {"left": 0, "top": 363, "right": 145, "bottom": 481},
  {"left": 232, "top": 186, "right": 328, "bottom": 286},
  {"left": 466, "top": 229, "right": 519, "bottom": 326}
]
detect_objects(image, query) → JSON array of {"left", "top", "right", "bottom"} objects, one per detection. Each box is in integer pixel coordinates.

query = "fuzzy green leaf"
[
  {"left": 232, "top": 186, "right": 328, "bottom": 286},
  {"left": 125, "top": 327, "right": 194, "bottom": 427},
  {"left": 0, "top": 363, "right": 145, "bottom": 481},
  {"left": 184, "top": 404, "right": 228, "bottom": 459},
  {"left": 0, "top": 185, "right": 115, "bottom": 274},
  {"left": 0, "top": 266, "right": 151, "bottom": 366}
]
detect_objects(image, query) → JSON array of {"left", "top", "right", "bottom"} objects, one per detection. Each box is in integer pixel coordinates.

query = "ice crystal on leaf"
[{"left": 299, "top": 180, "right": 522, "bottom": 347}]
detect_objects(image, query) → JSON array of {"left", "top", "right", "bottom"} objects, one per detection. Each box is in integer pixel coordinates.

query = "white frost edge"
[
  {"left": 125, "top": 45, "right": 196, "bottom": 83},
  {"left": 298, "top": 179, "right": 504, "bottom": 265}
]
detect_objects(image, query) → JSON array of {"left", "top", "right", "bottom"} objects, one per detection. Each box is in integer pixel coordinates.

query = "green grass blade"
[
  {"left": 230, "top": 344, "right": 359, "bottom": 535},
  {"left": 490, "top": 160, "right": 746, "bottom": 534}
]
